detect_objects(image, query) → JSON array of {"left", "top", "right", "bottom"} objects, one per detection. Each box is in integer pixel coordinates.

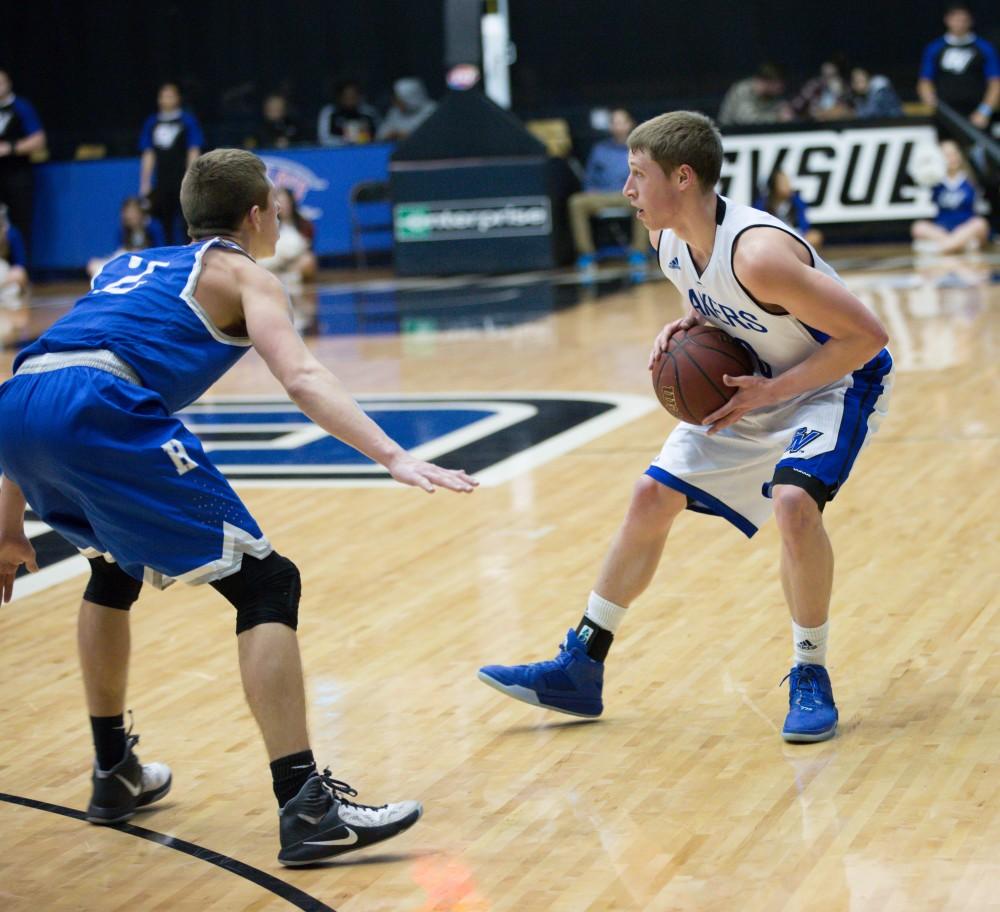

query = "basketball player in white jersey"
[{"left": 479, "top": 111, "right": 892, "bottom": 741}]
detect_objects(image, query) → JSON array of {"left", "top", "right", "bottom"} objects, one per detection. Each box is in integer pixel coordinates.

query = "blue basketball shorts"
[
  {"left": 0, "top": 365, "right": 271, "bottom": 587},
  {"left": 646, "top": 355, "right": 893, "bottom": 538}
]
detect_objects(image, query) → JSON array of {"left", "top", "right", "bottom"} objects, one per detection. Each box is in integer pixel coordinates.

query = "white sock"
[
  {"left": 585, "top": 591, "right": 626, "bottom": 633},
  {"left": 792, "top": 620, "right": 828, "bottom": 666}
]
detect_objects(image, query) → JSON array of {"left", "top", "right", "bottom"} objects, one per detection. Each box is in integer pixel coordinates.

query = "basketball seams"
[
  {"left": 656, "top": 327, "right": 752, "bottom": 424},
  {"left": 678, "top": 346, "right": 728, "bottom": 406}
]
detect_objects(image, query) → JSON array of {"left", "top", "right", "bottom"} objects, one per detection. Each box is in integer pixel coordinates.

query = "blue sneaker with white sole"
[
  {"left": 781, "top": 663, "right": 838, "bottom": 742},
  {"left": 477, "top": 628, "right": 604, "bottom": 718}
]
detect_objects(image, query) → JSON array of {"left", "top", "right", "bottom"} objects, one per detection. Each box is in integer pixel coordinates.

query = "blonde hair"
[
  {"left": 628, "top": 111, "right": 723, "bottom": 189},
  {"left": 180, "top": 148, "right": 271, "bottom": 239}
]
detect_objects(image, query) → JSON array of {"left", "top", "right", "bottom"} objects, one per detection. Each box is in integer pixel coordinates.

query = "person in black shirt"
[
  {"left": 317, "top": 80, "right": 379, "bottom": 146},
  {"left": 255, "top": 93, "right": 299, "bottom": 149},
  {"left": 917, "top": 2, "right": 1000, "bottom": 128},
  {"left": 139, "top": 83, "right": 204, "bottom": 244},
  {"left": 0, "top": 70, "right": 47, "bottom": 254}
]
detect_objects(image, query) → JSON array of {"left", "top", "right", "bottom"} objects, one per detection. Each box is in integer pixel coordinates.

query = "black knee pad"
[
  {"left": 210, "top": 551, "right": 301, "bottom": 634},
  {"left": 83, "top": 557, "right": 143, "bottom": 610}
]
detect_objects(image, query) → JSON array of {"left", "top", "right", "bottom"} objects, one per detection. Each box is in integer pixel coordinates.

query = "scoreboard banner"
[{"left": 719, "top": 122, "right": 939, "bottom": 224}]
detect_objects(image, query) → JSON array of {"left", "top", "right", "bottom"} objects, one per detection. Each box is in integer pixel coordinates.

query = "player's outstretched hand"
[
  {"left": 648, "top": 310, "right": 705, "bottom": 369},
  {"left": 386, "top": 453, "right": 479, "bottom": 494},
  {"left": 703, "top": 374, "right": 778, "bottom": 434},
  {"left": 0, "top": 534, "right": 39, "bottom": 603}
]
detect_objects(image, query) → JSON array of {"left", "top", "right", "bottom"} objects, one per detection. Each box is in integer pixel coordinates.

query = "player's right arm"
[
  {"left": 0, "top": 477, "right": 39, "bottom": 602},
  {"left": 239, "top": 265, "right": 477, "bottom": 494}
]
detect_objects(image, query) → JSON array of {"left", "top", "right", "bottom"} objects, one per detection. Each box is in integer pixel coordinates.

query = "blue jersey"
[
  {"left": 14, "top": 237, "right": 253, "bottom": 413},
  {"left": 932, "top": 176, "right": 978, "bottom": 232}
]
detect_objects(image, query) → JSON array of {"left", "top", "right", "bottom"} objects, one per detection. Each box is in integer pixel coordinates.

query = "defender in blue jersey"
[
  {"left": 0, "top": 148, "right": 477, "bottom": 864},
  {"left": 479, "top": 112, "right": 891, "bottom": 743}
]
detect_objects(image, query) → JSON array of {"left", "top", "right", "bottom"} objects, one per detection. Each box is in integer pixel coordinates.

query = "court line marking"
[{"left": 0, "top": 792, "right": 335, "bottom": 912}]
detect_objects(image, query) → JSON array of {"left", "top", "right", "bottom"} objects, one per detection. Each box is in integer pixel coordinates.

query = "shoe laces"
[
  {"left": 123, "top": 709, "right": 140, "bottom": 752},
  {"left": 526, "top": 640, "right": 575, "bottom": 675},
  {"left": 781, "top": 665, "right": 824, "bottom": 708},
  {"left": 317, "top": 768, "right": 388, "bottom": 819}
]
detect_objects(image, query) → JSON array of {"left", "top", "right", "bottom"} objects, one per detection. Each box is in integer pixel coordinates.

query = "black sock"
[
  {"left": 90, "top": 714, "right": 127, "bottom": 771},
  {"left": 575, "top": 617, "right": 615, "bottom": 662},
  {"left": 270, "top": 749, "right": 317, "bottom": 807}
]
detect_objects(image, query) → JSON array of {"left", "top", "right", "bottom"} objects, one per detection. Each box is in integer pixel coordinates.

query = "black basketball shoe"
[
  {"left": 86, "top": 730, "right": 172, "bottom": 825},
  {"left": 278, "top": 769, "right": 422, "bottom": 866}
]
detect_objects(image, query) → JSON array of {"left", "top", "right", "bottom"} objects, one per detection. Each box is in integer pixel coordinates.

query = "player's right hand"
[
  {"left": 386, "top": 453, "right": 479, "bottom": 494},
  {"left": 648, "top": 310, "right": 705, "bottom": 369},
  {"left": 0, "top": 534, "right": 39, "bottom": 603}
]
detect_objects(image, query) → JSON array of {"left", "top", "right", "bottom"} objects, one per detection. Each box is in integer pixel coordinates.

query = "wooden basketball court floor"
[{"left": 1, "top": 249, "right": 998, "bottom": 911}]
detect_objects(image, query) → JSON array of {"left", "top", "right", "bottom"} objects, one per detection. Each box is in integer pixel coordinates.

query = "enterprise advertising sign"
[{"left": 394, "top": 196, "right": 552, "bottom": 242}]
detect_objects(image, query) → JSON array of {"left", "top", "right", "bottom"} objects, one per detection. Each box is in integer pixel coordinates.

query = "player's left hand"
[
  {"left": 0, "top": 534, "right": 39, "bottom": 603},
  {"left": 386, "top": 453, "right": 479, "bottom": 494},
  {"left": 703, "top": 374, "right": 778, "bottom": 435}
]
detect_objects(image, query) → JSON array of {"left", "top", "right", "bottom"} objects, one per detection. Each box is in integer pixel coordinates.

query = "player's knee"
[
  {"left": 210, "top": 551, "right": 301, "bottom": 634},
  {"left": 629, "top": 475, "right": 686, "bottom": 531},
  {"left": 772, "top": 485, "right": 823, "bottom": 537},
  {"left": 83, "top": 557, "right": 143, "bottom": 610}
]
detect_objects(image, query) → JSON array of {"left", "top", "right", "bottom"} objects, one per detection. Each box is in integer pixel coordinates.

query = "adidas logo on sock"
[{"left": 796, "top": 639, "right": 817, "bottom": 650}]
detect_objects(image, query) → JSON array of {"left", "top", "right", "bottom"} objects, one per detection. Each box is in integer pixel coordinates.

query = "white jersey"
[{"left": 657, "top": 196, "right": 842, "bottom": 379}]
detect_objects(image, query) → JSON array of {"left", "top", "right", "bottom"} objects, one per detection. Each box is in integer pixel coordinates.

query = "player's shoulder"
[{"left": 731, "top": 225, "right": 806, "bottom": 282}]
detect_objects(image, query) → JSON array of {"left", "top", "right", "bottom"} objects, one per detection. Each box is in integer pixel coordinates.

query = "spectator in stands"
[
  {"left": 0, "top": 203, "right": 29, "bottom": 309},
  {"left": 790, "top": 58, "right": 853, "bottom": 122},
  {"left": 257, "top": 187, "right": 318, "bottom": 288},
  {"left": 375, "top": 78, "right": 436, "bottom": 142},
  {"left": 911, "top": 139, "right": 990, "bottom": 254},
  {"left": 717, "top": 64, "right": 792, "bottom": 127},
  {"left": 917, "top": 2, "right": 1000, "bottom": 129},
  {"left": 87, "top": 196, "right": 167, "bottom": 278},
  {"left": 568, "top": 108, "right": 647, "bottom": 274},
  {"left": 0, "top": 70, "right": 46, "bottom": 254},
  {"left": 850, "top": 67, "right": 903, "bottom": 119},
  {"left": 139, "top": 82, "right": 204, "bottom": 244},
  {"left": 255, "top": 92, "right": 300, "bottom": 149},
  {"left": 317, "top": 80, "right": 380, "bottom": 146},
  {"left": 754, "top": 170, "right": 824, "bottom": 250}
]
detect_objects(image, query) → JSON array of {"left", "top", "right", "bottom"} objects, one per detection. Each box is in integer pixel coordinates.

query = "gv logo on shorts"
[{"left": 785, "top": 427, "right": 823, "bottom": 454}]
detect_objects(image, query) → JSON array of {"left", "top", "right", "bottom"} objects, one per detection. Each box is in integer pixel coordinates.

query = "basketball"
[{"left": 652, "top": 325, "right": 755, "bottom": 424}]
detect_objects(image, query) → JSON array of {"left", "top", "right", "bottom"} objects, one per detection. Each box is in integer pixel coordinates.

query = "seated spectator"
[
  {"left": 911, "top": 139, "right": 990, "bottom": 254},
  {"left": 257, "top": 187, "right": 318, "bottom": 289},
  {"left": 568, "top": 108, "right": 647, "bottom": 274},
  {"left": 717, "top": 63, "right": 792, "bottom": 127},
  {"left": 375, "top": 78, "right": 436, "bottom": 142},
  {"left": 255, "top": 93, "right": 299, "bottom": 149},
  {"left": 0, "top": 203, "right": 29, "bottom": 309},
  {"left": 790, "top": 59, "right": 853, "bottom": 122},
  {"left": 850, "top": 67, "right": 903, "bottom": 118},
  {"left": 754, "top": 170, "right": 824, "bottom": 249},
  {"left": 87, "top": 196, "right": 167, "bottom": 277},
  {"left": 317, "top": 80, "right": 380, "bottom": 146}
]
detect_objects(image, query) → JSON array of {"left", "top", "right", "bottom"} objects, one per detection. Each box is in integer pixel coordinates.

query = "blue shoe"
[
  {"left": 781, "top": 664, "right": 838, "bottom": 742},
  {"left": 576, "top": 253, "right": 597, "bottom": 272},
  {"left": 478, "top": 629, "right": 604, "bottom": 717}
]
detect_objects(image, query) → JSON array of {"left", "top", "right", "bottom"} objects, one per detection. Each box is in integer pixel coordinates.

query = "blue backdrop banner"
[{"left": 30, "top": 144, "right": 393, "bottom": 271}]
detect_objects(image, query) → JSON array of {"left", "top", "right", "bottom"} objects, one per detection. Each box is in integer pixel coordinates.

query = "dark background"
[{"left": 2, "top": 0, "right": 998, "bottom": 158}]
